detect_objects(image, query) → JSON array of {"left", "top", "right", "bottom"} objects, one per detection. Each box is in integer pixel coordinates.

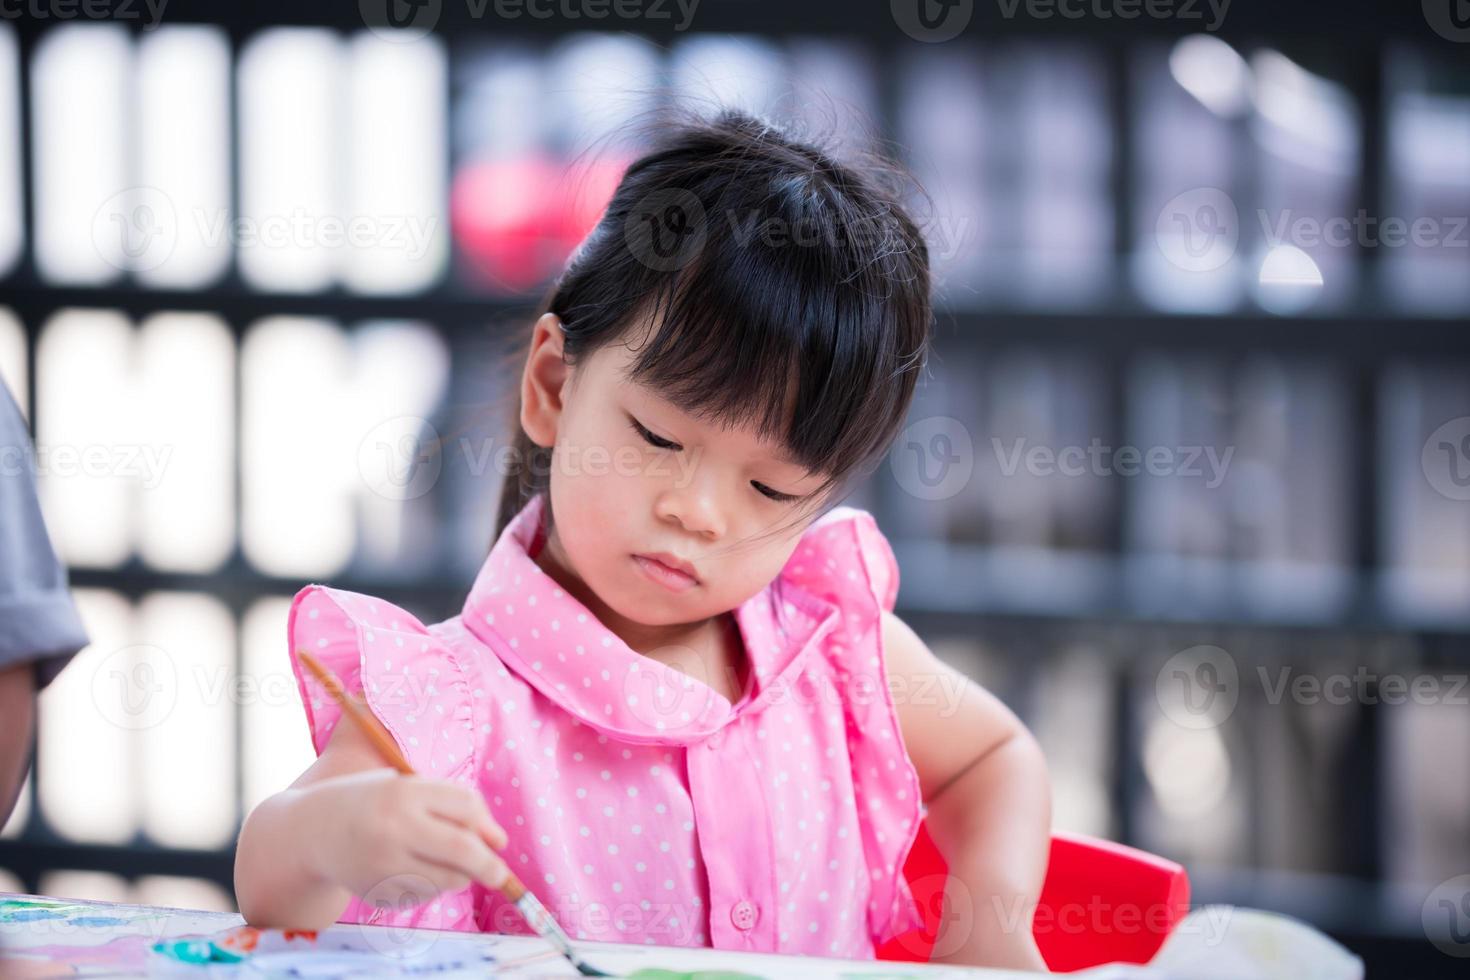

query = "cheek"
[
  {"left": 702, "top": 538, "right": 802, "bottom": 610},
  {"left": 546, "top": 415, "right": 642, "bottom": 556}
]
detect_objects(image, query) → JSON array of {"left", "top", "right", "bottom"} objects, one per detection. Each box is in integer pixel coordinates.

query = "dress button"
[
  {"left": 730, "top": 899, "right": 758, "bottom": 931},
  {"left": 706, "top": 731, "right": 723, "bottom": 751}
]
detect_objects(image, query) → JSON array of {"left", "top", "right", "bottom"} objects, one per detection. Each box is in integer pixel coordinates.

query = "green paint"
[
  {"left": 0, "top": 897, "right": 132, "bottom": 926},
  {"left": 151, "top": 939, "right": 247, "bottom": 964}
]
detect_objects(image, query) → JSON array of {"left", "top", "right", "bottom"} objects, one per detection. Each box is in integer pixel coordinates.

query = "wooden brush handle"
[{"left": 297, "top": 649, "right": 415, "bottom": 774}]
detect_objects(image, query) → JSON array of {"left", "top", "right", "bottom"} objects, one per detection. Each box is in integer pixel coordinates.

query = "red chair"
[{"left": 876, "top": 823, "right": 1190, "bottom": 972}]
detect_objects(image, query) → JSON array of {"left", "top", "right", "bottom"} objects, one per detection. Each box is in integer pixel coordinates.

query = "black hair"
[{"left": 494, "top": 105, "right": 933, "bottom": 546}]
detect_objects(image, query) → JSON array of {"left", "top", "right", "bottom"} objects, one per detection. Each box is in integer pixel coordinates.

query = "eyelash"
[{"left": 628, "top": 417, "right": 801, "bottom": 503}]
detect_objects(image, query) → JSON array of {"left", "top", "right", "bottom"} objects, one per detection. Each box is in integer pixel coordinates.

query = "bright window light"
[
  {"left": 343, "top": 31, "right": 448, "bottom": 295},
  {"left": 38, "top": 589, "right": 138, "bottom": 844},
  {"left": 135, "top": 876, "right": 236, "bottom": 913},
  {"left": 0, "top": 772, "right": 29, "bottom": 838},
  {"left": 136, "top": 313, "right": 235, "bottom": 572},
  {"left": 30, "top": 24, "right": 131, "bottom": 284},
  {"left": 1168, "top": 34, "right": 1250, "bottom": 118},
  {"left": 137, "top": 592, "right": 236, "bottom": 849},
  {"left": 0, "top": 306, "right": 24, "bottom": 414},
  {"left": 1143, "top": 714, "right": 1232, "bottom": 820},
  {"left": 0, "top": 24, "right": 21, "bottom": 277},
  {"left": 547, "top": 32, "right": 661, "bottom": 154},
  {"left": 35, "top": 309, "right": 136, "bottom": 568},
  {"left": 241, "top": 597, "right": 317, "bottom": 814},
  {"left": 238, "top": 29, "right": 342, "bottom": 292},
  {"left": 351, "top": 320, "right": 450, "bottom": 571},
  {"left": 672, "top": 35, "right": 786, "bottom": 118},
  {"left": 136, "top": 26, "right": 231, "bottom": 288},
  {"left": 37, "top": 871, "right": 131, "bottom": 904},
  {"left": 240, "top": 317, "right": 355, "bottom": 577}
]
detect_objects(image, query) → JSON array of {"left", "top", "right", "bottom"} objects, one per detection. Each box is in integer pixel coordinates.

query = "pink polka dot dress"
[{"left": 286, "top": 491, "right": 925, "bottom": 958}]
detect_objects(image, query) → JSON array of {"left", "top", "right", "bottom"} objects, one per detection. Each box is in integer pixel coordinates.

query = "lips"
[{"left": 636, "top": 551, "right": 700, "bottom": 583}]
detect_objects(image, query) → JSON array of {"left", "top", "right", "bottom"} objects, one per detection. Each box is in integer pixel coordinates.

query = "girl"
[{"left": 236, "top": 108, "right": 1052, "bottom": 971}]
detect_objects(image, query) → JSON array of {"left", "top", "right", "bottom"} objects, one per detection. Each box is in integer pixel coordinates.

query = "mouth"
[{"left": 632, "top": 552, "right": 701, "bottom": 592}]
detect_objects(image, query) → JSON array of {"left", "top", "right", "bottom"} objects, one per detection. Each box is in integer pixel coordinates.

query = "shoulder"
[
  {"left": 781, "top": 505, "right": 900, "bottom": 616},
  {"left": 286, "top": 585, "right": 482, "bottom": 778}
]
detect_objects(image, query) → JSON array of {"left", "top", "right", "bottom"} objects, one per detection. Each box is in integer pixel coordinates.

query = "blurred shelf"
[
  {"left": 0, "top": 839, "right": 234, "bottom": 896},
  {"left": 891, "top": 541, "right": 1470, "bottom": 645},
  {"left": 3, "top": 0, "right": 1441, "bottom": 44},
  {"left": 5, "top": 279, "right": 1470, "bottom": 361}
]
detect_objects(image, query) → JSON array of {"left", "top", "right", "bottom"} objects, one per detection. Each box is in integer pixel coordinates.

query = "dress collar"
[{"left": 461, "top": 493, "right": 840, "bottom": 745}]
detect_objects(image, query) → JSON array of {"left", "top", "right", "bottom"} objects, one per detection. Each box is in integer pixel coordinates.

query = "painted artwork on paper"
[{"left": 0, "top": 894, "right": 993, "bottom": 979}]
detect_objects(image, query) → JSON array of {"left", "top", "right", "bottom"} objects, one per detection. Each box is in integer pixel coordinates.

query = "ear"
[{"left": 520, "top": 312, "right": 569, "bottom": 449}]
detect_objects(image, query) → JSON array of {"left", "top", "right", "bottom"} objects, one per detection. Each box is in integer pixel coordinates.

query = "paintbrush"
[{"left": 297, "top": 649, "right": 612, "bottom": 977}]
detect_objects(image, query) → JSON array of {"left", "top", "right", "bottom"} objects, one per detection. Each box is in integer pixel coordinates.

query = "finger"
[
  {"left": 416, "top": 780, "right": 508, "bottom": 850},
  {"left": 397, "top": 857, "right": 472, "bottom": 898},
  {"left": 410, "top": 815, "right": 510, "bottom": 890}
]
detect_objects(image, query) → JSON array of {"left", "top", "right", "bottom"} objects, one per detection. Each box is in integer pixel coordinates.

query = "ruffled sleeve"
[
  {"left": 781, "top": 507, "right": 925, "bottom": 947},
  {"left": 286, "top": 584, "right": 485, "bottom": 932}
]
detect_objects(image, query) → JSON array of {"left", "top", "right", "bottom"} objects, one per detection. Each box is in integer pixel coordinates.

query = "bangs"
[
  {"left": 614, "top": 229, "right": 922, "bottom": 505},
  {"left": 509, "top": 106, "right": 934, "bottom": 543}
]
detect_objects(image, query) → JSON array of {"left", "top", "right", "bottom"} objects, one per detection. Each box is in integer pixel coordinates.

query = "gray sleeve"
[{"left": 0, "top": 379, "right": 89, "bottom": 689}]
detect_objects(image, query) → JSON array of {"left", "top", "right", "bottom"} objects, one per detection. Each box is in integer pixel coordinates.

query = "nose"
[{"left": 654, "top": 483, "right": 726, "bottom": 540}]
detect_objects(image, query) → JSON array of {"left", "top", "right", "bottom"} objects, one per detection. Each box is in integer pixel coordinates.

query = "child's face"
[{"left": 520, "top": 313, "right": 830, "bottom": 628}]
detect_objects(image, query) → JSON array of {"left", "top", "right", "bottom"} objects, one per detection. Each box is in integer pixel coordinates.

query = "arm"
[
  {"left": 883, "top": 609, "right": 1053, "bottom": 972},
  {"left": 234, "top": 712, "right": 510, "bottom": 930},
  {"left": 0, "top": 663, "right": 35, "bottom": 825}
]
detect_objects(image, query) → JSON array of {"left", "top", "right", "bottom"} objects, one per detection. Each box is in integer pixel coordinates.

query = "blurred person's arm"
[
  {"left": 0, "top": 663, "right": 35, "bottom": 822},
  {"left": 0, "top": 379, "right": 89, "bottom": 825},
  {"left": 886, "top": 610, "right": 1053, "bottom": 973}
]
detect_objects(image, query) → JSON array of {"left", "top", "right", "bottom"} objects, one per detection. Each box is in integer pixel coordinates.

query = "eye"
[
  {"left": 752, "top": 481, "right": 800, "bottom": 503},
  {"left": 629, "top": 416, "right": 680, "bottom": 451}
]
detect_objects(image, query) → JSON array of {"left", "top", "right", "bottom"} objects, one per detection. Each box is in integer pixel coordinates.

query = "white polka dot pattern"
[{"left": 284, "top": 492, "right": 923, "bottom": 956}]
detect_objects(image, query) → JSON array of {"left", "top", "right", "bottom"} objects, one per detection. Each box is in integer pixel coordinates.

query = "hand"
[{"left": 299, "top": 768, "right": 511, "bottom": 906}]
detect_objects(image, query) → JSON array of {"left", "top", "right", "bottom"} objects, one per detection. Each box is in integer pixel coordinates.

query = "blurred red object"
[
  {"left": 451, "top": 154, "right": 628, "bottom": 294},
  {"left": 876, "top": 822, "right": 1190, "bottom": 972}
]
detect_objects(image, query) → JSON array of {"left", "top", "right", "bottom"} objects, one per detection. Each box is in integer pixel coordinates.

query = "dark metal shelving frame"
[{"left": 2, "top": 3, "right": 1466, "bottom": 974}]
